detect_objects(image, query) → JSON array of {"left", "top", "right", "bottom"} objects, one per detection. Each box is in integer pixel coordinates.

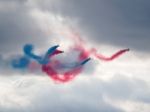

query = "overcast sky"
[{"left": 0, "top": 0, "right": 150, "bottom": 112}]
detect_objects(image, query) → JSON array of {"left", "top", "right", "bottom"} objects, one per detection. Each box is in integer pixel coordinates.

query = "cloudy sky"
[{"left": 0, "top": 0, "right": 150, "bottom": 112}]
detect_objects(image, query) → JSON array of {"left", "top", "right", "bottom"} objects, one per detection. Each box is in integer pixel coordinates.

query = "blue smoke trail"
[
  {"left": 23, "top": 44, "right": 59, "bottom": 64},
  {"left": 11, "top": 44, "right": 60, "bottom": 69},
  {"left": 40, "top": 45, "right": 59, "bottom": 64},
  {"left": 55, "top": 58, "right": 91, "bottom": 69},
  {"left": 23, "top": 44, "right": 41, "bottom": 61},
  {"left": 11, "top": 56, "right": 30, "bottom": 69},
  {"left": 79, "top": 58, "right": 91, "bottom": 66}
]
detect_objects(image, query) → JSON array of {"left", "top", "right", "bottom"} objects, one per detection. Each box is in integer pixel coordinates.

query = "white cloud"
[
  {"left": 0, "top": 0, "right": 150, "bottom": 112},
  {"left": 105, "top": 96, "right": 150, "bottom": 112}
]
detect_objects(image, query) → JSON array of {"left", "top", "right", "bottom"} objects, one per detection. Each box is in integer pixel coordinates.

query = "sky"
[{"left": 0, "top": 0, "right": 150, "bottom": 112}]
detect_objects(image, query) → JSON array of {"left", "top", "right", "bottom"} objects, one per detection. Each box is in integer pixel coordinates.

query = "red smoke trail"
[
  {"left": 42, "top": 30, "right": 129, "bottom": 83},
  {"left": 28, "top": 50, "right": 63, "bottom": 71},
  {"left": 42, "top": 48, "right": 86, "bottom": 83},
  {"left": 42, "top": 64, "right": 82, "bottom": 83},
  {"left": 68, "top": 30, "right": 129, "bottom": 61},
  {"left": 93, "top": 48, "right": 130, "bottom": 61}
]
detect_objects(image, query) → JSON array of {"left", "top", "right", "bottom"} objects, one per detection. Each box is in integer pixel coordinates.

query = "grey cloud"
[
  {"left": 63, "top": 0, "right": 150, "bottom": 52},
  {"left": 35, "top": 0, "right": 150, "bottom": 52},
  {"left": 0, "top": 0, "right": 26, "bottom": 4},
  {"left": 1, "top": 0, "right": 150, "bottom": 53},
  {"left": 0, "top": 0, "right": 49, "bottom": 55},
  {"left": 0, "top": 0, "right": 150, "bottom": 112}
]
